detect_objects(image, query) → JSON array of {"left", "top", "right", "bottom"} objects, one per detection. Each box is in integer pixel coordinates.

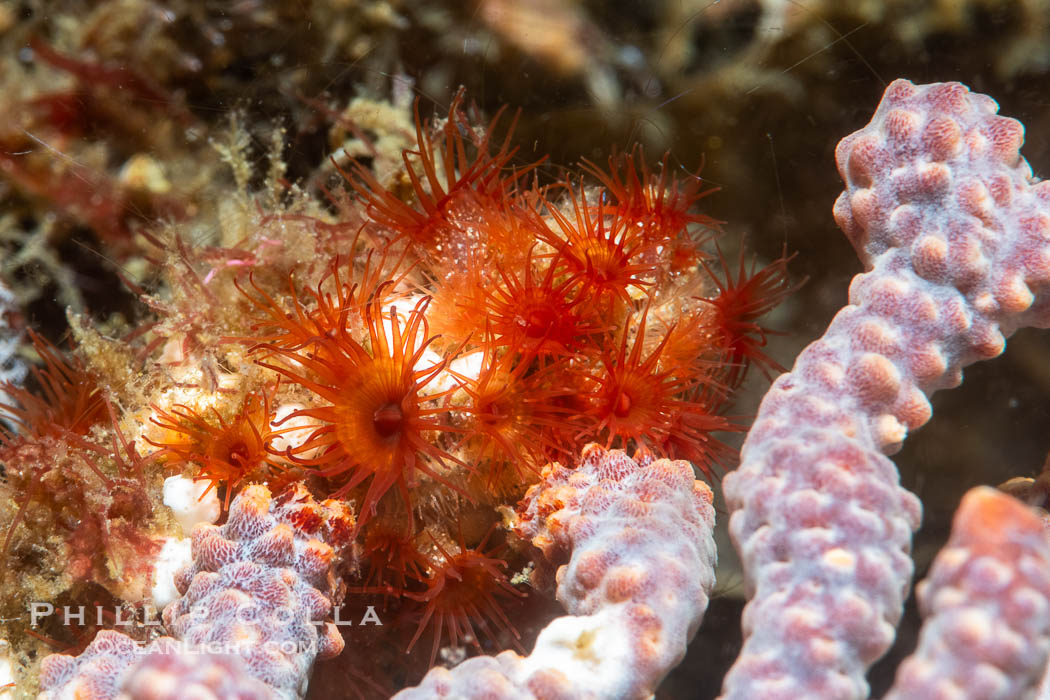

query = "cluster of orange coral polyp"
[
  {"left": 338, "top": 100, "right": 762, "bottom": 481},
  {"left": 261, "top": 294, "right": 461, "bottom": 526},
  {"left": 218, "top": 94, "right": 798, "bottom": 677}
]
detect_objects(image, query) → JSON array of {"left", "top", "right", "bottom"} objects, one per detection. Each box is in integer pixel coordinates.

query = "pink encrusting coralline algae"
[
  {"left": 393, "top": 444, "right": 717, "bottom": 699},
  {"left": 37, "top": 483, "right": 354, "bottom": 700},
  {"left": 722, "top": 79, "right": 1050, "bottom": 698}
]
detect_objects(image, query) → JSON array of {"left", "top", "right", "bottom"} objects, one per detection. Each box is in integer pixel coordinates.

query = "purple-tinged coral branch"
[
  {"left": 722, "top": 79, "right": 1050, "bottom": 698},
  {"left": 37, "top": 484, "right": 354, "bottom": 700},
  {"left": 393, "top": 444, "right": 717, "bottom": 699},
  {"left": 887, "top": 487, "right": 1050, "bottom": 699}
]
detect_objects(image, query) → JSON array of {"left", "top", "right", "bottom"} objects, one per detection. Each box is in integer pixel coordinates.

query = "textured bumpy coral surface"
[
  {"left": 37, "top": 631, "right": 273, "bottom": 700},
  {"left": 393, "top": 444, "right": 716, "bottom": 699},
  {"left": 37, "top": 483, "right": 354, "bottom": 700},
  {"left": 723, "top": 79, "right": 1050, "bottom": 698},
  {"left": 886, "top": 486, "right": 1050, "bottom": 699},
  {"left": 118, "top": 650, "right": 274, "bottom": 699},
  {"left": 37, "top": 631, "right": 141, "bottom": 700},
  {"left": 164, "top": 484, "right": 352, "bottom": 691}
]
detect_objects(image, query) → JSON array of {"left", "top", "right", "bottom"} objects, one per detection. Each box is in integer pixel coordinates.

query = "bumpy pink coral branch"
[
  {"left": 37, "top": 483, "right": 354, "bottom": 700},
  {"left": 722, "top": 79, "right": 1050, "bottom": 698},
  {"left": 394, "top": 444, "right": 717, "bottom": 699},
  {"left": 886, "top": 487, "right": 1050, "bottom": 699},
  {"left": 38, "top": 632, "right": 275, "bottom": 699}
]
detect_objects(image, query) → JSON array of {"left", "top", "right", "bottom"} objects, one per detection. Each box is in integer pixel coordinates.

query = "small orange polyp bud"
[
  {"left": 700, "top": 249, "right": 801, "bottom": 389},
  {"left": 405, "top": 530, "right": 524, "bottom": 667},
  {"left": 581, "top": 146, "right": 721, "bottom": 241}
]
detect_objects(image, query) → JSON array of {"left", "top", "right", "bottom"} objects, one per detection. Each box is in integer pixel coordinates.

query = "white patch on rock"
[
  {"left": 269, "top": 403, "right": 319, "bottom": 462},
  {"left": 517, "top": 606, "right": 635, "bottom": 697},
  {"left": 150, "top": 537, "right": 193, "bottom": 610},
  {"left": 0, "top": 639, "right": 16, "bottom": 697},
  {"left": 162, "top": 475, "right": 221, "bottom": 534}
]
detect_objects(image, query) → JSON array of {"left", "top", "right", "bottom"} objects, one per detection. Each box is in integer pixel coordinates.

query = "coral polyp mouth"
[
  {"left": 478, "top": 399, "right": 510, "bottom": 426},
  {"left": 613, "top": 392, "right": 633, "bottom": 418},
  {"left": 373, "top": 402, "right": 405, "bottom": 439},
  {"left": 329, "top": 371, "right": 422, "bottom": 476},
  {"left": 224, "top": 442, "right": 252, "bottom": 469},
  {"left": 521, "top": 307, "right": 557, "bottom": 339}
]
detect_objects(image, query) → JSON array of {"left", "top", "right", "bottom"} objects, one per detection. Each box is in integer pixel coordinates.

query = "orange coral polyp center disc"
[
  {"left": 614, "top": 392, "right": 633, "bottom": 417},
  {"left": 373, "top": 402, "right": 404, "bottom": 439},
  {"left": 478, "top": 398, "right": 514, "bottom": 431},
  {"left": 332, "top": 361, "right": 420, "bottom": 475},
  {"left": 581, "top": 241, "right": 618, "bottom": 273},
  {"left": 430, "top": 558, "right": 497, "bottom": 610},
  {"left": 481, "top": 401, "right": 506, "bottom": 420},
  {"left": 208, "top": 431, "right": 260, "bottom": 471},
  {"left": 522, "top": 308, "right": 556, "bottom": 338},
  {"left": 226, "top": 441, "right": 252, "bottom": 469}
]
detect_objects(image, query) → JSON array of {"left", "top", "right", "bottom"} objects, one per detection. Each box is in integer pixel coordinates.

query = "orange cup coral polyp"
[
  {"left": 146, "top": 389, "right": 285, "bottom": 508},
  {"left": 406, "top": 532, "right": 524, "bottom": 667},
  {"left": 262, "top": 293, "right": 463, "bottom": 527}
]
